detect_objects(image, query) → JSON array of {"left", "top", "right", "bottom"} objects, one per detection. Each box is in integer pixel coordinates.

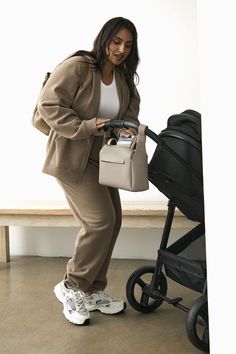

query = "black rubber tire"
[
  {"left": 126, "top": 266, "right": 167, "bottom": 313},
  {"left": 186, "top": 295, "right": 209, "bottom": 352}
]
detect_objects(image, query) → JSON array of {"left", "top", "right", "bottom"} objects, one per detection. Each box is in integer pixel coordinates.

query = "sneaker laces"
[{"left": 74, "top": 291, "right": 87, "bottom": 313}]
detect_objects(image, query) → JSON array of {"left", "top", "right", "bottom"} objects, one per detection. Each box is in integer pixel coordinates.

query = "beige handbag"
[{"left": 99, "top": 124, "right": 149, "bottom": 192}]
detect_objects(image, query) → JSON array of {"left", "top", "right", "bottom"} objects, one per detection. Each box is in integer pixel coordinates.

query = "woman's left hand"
[
  {"left": 119, "top": 129, "right": 136, "bottom": 137},
  {"left": 96, "top": 118, "right": 110, "bottom": 130}
]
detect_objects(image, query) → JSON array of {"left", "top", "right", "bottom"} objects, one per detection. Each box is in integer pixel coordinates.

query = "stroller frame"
[
  {"left": 140, "top": 199, "right": 207, "bottom": 311},
  {"left": 126, "top": 198, "right": 209, "bottom": 353},
  {"left": 105, "top": 118, "right": 209, "bottom": 353}
]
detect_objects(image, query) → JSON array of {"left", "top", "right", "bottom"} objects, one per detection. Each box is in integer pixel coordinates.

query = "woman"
[{"left": 38, "top": 17, "right": 140, "bottom": 326}]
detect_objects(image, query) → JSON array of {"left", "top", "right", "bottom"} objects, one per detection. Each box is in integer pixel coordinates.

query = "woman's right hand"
[{"left": 96, "top": 118, "right": 110, "bottom": 130}]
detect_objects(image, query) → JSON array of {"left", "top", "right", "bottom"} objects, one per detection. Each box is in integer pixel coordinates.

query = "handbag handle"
[
  {"left": 107, "top": 138, "right": 117, "bottom": 146},
  {"left": 136, "top": 124, "right": 146, "bottom": 143},
  {"left": 106, "top": 124, "right": 147, "bottom": 151}
]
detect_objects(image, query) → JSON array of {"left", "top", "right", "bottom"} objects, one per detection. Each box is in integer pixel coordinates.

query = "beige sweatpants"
[{"left": 56, "top": 136, "right": 122, "bottom": 291}]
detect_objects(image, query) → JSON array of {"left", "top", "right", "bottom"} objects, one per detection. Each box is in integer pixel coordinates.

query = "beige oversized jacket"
[{"left": 38, "top": 56, "right": 140, "bottom": 182}]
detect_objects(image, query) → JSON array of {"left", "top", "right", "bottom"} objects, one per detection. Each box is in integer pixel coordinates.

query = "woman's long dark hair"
[{"left": 70, "top": 17, "right": 140, "bottom": 97}]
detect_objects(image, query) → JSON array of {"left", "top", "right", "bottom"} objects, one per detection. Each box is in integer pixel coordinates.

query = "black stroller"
[{"left": 106, "top": 110, "right": 209, "bottom": 353}]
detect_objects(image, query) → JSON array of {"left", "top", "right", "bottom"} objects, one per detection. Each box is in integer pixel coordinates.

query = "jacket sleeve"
[{"left": 38, "top": 57, "right": 97, "bottom": 140}]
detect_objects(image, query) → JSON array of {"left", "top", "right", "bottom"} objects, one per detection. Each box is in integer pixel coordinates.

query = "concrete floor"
[{"left": 0, "top": 257, "right": 202, "bottom": 354}]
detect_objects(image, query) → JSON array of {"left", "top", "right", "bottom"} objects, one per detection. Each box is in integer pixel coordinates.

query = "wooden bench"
[{"left": 0, "top": 200, "right": 198, "bottom": 263}]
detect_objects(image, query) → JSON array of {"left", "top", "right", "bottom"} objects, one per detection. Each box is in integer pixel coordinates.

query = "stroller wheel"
[
  {"left": 186, "top": 295, "right": 209, "bottom": 353},
  {"left": 126, "top": 266, "right": 167, "bottom": 313}
]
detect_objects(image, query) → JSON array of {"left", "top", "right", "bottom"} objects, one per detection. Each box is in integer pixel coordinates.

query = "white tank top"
[{"left": 97, "top": 74, "right": 120, "bottom": 119}]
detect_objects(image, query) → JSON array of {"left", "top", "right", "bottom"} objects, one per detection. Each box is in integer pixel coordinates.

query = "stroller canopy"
[{"left": 148, "top": 110, "right": 204, "bottom": 222}]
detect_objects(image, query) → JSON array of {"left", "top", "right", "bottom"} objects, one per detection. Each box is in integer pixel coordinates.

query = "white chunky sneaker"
[
  {"left": 84, "top": 290, "right": 126, "bottom": 314},
  {"left": 54, "top": 281, "right": 90, "bottom": 326}
]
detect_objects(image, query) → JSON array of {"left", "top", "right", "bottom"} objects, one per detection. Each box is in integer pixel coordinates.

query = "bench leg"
[{"left": 0, "top": 226, "right": 10, "bottom": 262}]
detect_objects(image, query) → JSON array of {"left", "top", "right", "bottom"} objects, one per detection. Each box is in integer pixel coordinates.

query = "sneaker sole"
[{"left": 63, "top": 310, "right": 90, "bottom": 326}]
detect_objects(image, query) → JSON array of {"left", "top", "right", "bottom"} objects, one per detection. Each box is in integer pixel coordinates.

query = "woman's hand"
[
  {"left": 119, "top": 129, "right": 136, "bottom": 137},
  {"left": 96, "top": 118, "right": 110, "bottom": 130}
]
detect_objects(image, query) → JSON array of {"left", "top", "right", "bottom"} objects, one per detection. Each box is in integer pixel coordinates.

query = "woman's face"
[{"left": 106, "top": 28, "right": 133, "bottom": 66}]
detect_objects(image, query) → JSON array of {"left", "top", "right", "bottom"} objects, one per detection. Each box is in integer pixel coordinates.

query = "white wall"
[
  {"left": 9, "top": 226, "right": 190, "bottom": 260},
  {"left": 197, "top": 1, "right": 236, "bottom": 353},
  {"left": 0, "top": 0, "right": 199, "bottom": 202},
  {"left": 3, "top": 0, "right": 235, "bottom": 352},
  {"left": 0, "top": 0, "right": 199, "bottom": 259}
]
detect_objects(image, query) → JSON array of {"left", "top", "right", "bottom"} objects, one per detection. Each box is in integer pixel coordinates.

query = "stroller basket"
[{"left": 159, "top": 224, "right": 206, "bottom": 293}]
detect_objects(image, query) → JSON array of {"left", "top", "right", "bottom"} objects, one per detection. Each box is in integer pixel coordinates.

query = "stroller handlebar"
[
  {"left": 104, "top": 120, "right": 140, "bottom": 131},
  {"left": 104, "top": 120, "right": 159, "bottom": 142}
]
